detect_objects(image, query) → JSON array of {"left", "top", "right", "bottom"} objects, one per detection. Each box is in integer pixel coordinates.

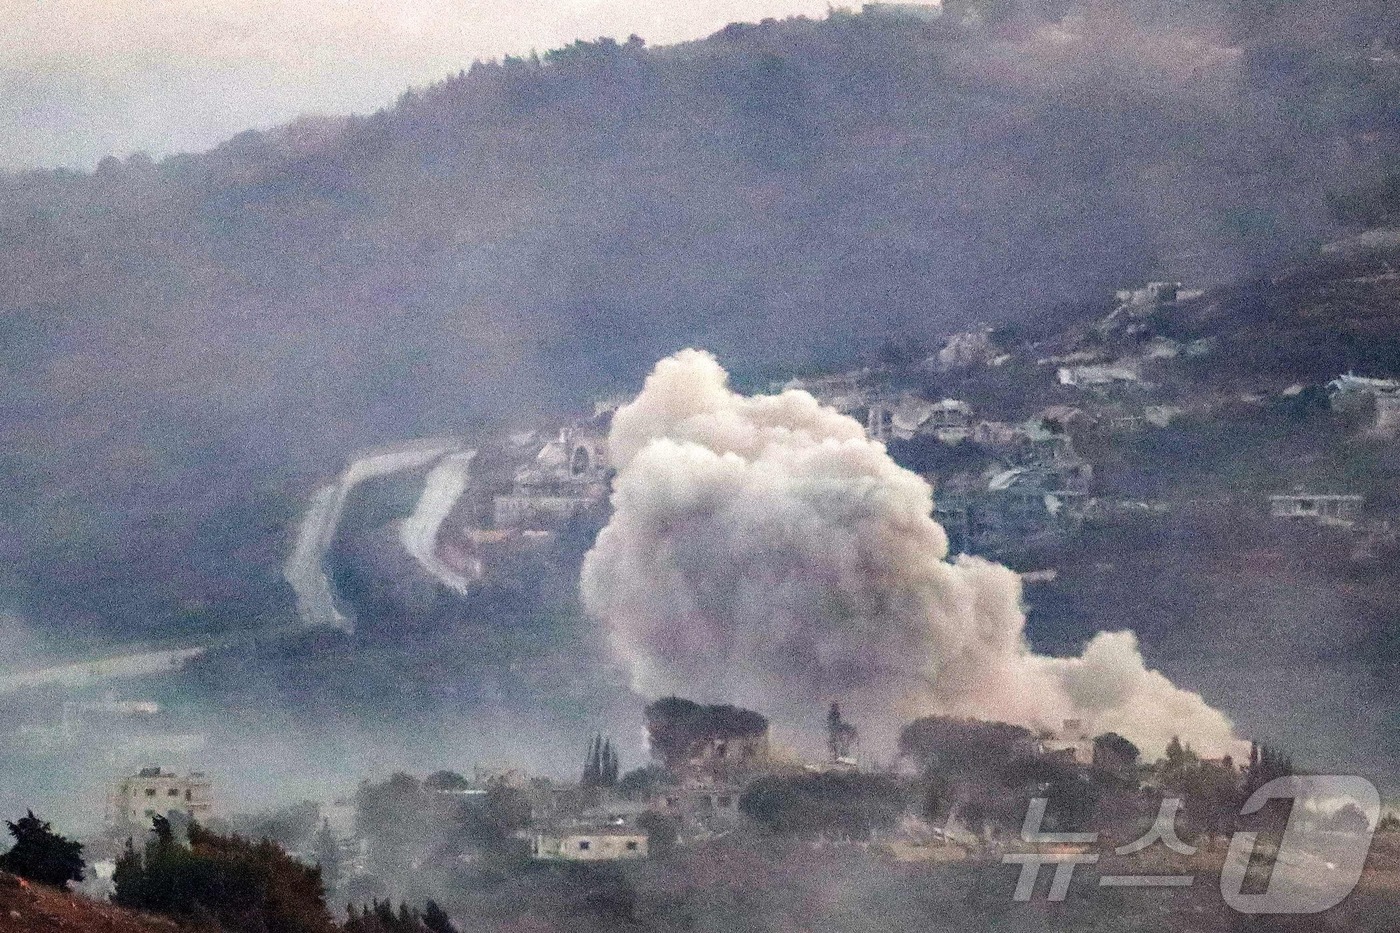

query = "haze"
[{"left": 0, "top": 0, "right": 830, "bottom": 171}]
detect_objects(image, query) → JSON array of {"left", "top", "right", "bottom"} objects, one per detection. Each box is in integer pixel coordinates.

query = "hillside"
[
  {"left": 2, "top": 1, "right": 1399, "bottom": 646},
  {"left": 860, "top": 235, "right": 1400, "bottom": 786},
  {"left": 0, "top": 873, "right": 188, "bottom": 933}
]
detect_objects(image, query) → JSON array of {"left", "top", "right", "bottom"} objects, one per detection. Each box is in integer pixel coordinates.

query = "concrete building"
[
  {"left": 108, "top": 766, "right": 213, "bottom": 827},
  {"left": 782, "top": 371, "right": 870, "bottom": 414},
  {"left": 529, "top": 825, "right": 648, "bottom": 862},
  {"left": 1269, "top": 493, "right": 1364, "bottom": 527},
  {"left": 492, "top": 493, "right": 599, "bottom": 528},
  {"left": 1115, "top": 281, "right": 1180, "bottom": 309},
  {"left": 652, "top": 785, "right": 746, "bottom": 824},
  {"left": 492, "top": 420, "right": 611, "bottom": 530}
]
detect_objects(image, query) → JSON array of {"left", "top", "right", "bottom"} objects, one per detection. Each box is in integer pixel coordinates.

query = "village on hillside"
[
  {"left": 5, "top": 265, "right": 1400, "bottom": 929},
  {"left": 61, "top": 691, "right": 1367, "bottom": 900},
  {"left": 438, "top": 277, "right": 1400, "bottom": 584},
  {"left": 9, "top": 265, "right": 1400, "bottom": 785}
]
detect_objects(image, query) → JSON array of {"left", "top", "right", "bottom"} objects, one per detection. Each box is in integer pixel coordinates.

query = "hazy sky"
[{"left": 1, "top": 0, "right": 832, "bottom": 172}]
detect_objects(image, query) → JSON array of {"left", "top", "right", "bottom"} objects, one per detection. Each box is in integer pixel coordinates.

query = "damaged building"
[
  {"left": 868, "top": 396, "right": 974, "bottom": 443},
  {"left": 492, "top": 420, "right": 611, "bottom": 530},
  {"left": 936, "top": 463, "right": 1089, "bottom": 554}
]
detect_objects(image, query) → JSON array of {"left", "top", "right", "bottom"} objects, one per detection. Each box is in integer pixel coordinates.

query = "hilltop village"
[
  {"left": 10, "top": 258, "right": 1400, "bottom": 784},
  {"left": 5, "top": 261, "right": 1400, "bottom": 931},
  {"left": 437, "top": 276, "right": 1400, "bottom": 585},
  {"left": 5, "top": 686, "right": 1394, "bottom": 933},
  {"left": 49, "top": 694, "right": 1335, "bottom": 905}
]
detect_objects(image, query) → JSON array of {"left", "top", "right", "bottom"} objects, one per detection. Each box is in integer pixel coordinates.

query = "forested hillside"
[{"left": 1, "top": 0, "right": 1397, "bottom": 644}]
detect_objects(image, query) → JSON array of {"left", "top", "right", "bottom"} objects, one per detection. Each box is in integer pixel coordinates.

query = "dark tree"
[
  {"left": 582, "top": 735, "right": 603, "bottom": 787},
  {"left": 0, "top": 811, "right": 85, "bottom": 889},
  {"left": 826, "top": 703, "right": 858, "bottom": 761},
  {"left": 899, "top": 716, "right": 1037, "bottom": 780},
  {"left": 1092, "top": 732, "right": 1141, "bottom": 779},
  {"left": 1164, "top": 735, "right": 1193, "bottom": 772},
  {"left": 422, "top": 900, "right": 459, "bottom": 933},
  {"left": 635, "top": 810, "right": 680, "bottom": 857},
  {"left": 1321, "top": 803, "right": 1371, "bottom": 835},
  {"left": 581, "top": 734, "right": 619, "bottom": 788},
  {"left": 616, "top": 765, "right": 669, "bottom": 800},
  {"left": 644, "top": 696, "right": 768, "bottom": 771},
  {"left": 740, "top": 773, "right": 907, "bottom": 840},
  {"left": 602, "top": 739, "right": 620, "bottom": 787},
  {"left": 113, "top": 819, "right": 335, "bottom": 933}
]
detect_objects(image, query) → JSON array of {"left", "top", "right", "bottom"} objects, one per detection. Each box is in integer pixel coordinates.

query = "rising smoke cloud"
[{"left": 581, "top": 349, "right": 1238, "bottom": 757}]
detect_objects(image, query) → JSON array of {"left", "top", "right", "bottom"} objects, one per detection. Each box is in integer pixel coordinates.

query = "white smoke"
[{"left": 581, "top": 349, "right": 1238, "bottom": 758}]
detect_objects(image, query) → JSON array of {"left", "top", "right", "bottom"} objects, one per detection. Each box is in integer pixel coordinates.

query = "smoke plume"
[{"left": 581, "top": 350, "right": 1238, "bottom": 757}]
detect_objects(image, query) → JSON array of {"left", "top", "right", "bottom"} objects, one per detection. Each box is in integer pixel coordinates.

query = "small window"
[
  {"left": 625, "top": 841, "right": 639, "bottom": 851},
  {"left": 168, "top": 789, "right": 180, "bottom": 797},
  {"left": 145, "top": 788, "right": 157, "bottom": 797},
  {"left": 717, "top": 796, "right": 732, "bottom": 808},
  {"left": 578, "top": 840, "right": 591, "bottom": 851},
  {"left": 185, "top": 790, "right": 192, "bottom": 801}
]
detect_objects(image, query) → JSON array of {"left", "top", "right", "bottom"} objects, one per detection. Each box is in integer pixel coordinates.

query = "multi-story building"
[{"left": 107, "top": 766, "right": 213, "bottom": 828}]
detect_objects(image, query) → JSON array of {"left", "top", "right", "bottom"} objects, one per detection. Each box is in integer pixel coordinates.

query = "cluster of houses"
[
  {"left": 786, "top": 282, "right": 1399, "bottom": 549},
  {"left": 782, "top": 372, "right": 1096, "bottom": 553},
  {"left": 436, "top": 406, "right": 617, "bottom": 579},
  {"left": 490, "top": 417, "right": 612, "bottom": 531},
  {"left": 92, "top": 704, "right": 1263, "bottom": 875},
  {"left": 426, "top": 278, "right": 1398, "bottom": 576}
]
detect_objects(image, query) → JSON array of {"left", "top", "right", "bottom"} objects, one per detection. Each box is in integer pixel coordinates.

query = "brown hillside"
[{"left": 0, "top": 873, "right": 190, "bottom": 933}]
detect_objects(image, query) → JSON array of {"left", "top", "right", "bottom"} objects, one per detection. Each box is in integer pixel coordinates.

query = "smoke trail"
[{"left": 581, "top": 350, "right": 1238, "bottom": 757}]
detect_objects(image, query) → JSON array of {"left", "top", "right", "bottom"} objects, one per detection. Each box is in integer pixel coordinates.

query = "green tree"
[
  {"left": 1092, "top": 732, "right": 1140, "bottom": 781},
  {"left": 582, "top": 736, "right": 620, "bottom": 788},
  {"left": 113, "top": 818, "right": 335, "bottom": 933},
  {"left": 0, "top": 811, "right": 85, "bottom": 889},
  {"left": 739, "top": 773, "right": 906, "bottom": 840},
  {"left": 601, "top": 739, "right": 620, "bottom": 788},
  {"left": 826, "top": 703, "right": 858, "bottom": 761},
  {"left": 899, "top": 716, "right": 1036, "bottom": 780},
  {"left": 582, "top": 735, "right": 603, "bottom": 787},
  {"left": 635, "top": 810, "right": 680, "bottom": 857},
  {"left": 616, "top": 765, "right": 669, "bottom": 800}
]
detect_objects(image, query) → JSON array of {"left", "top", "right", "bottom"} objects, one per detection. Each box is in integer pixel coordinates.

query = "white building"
[
  {"left": 1057, "top": 363, "right": 1141, "bottom": 388},
  {"left": 1268, "top": 493, "right": 1364, "bottom": 527},
  {"left": 1328, "top": 373, "right": 1400, "bottom": 437},
  {"left": 492, "top": 421, "right": 611, "bottom": 530},
  {"left": 529, "top": 825, "right": 648, "bottom": 862},
  {"left": 1376, "top": 394, "right": 1400, "bottom": 437},
  {"left": 108, "top": 766, "right": 214, "bottom": 827}
]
